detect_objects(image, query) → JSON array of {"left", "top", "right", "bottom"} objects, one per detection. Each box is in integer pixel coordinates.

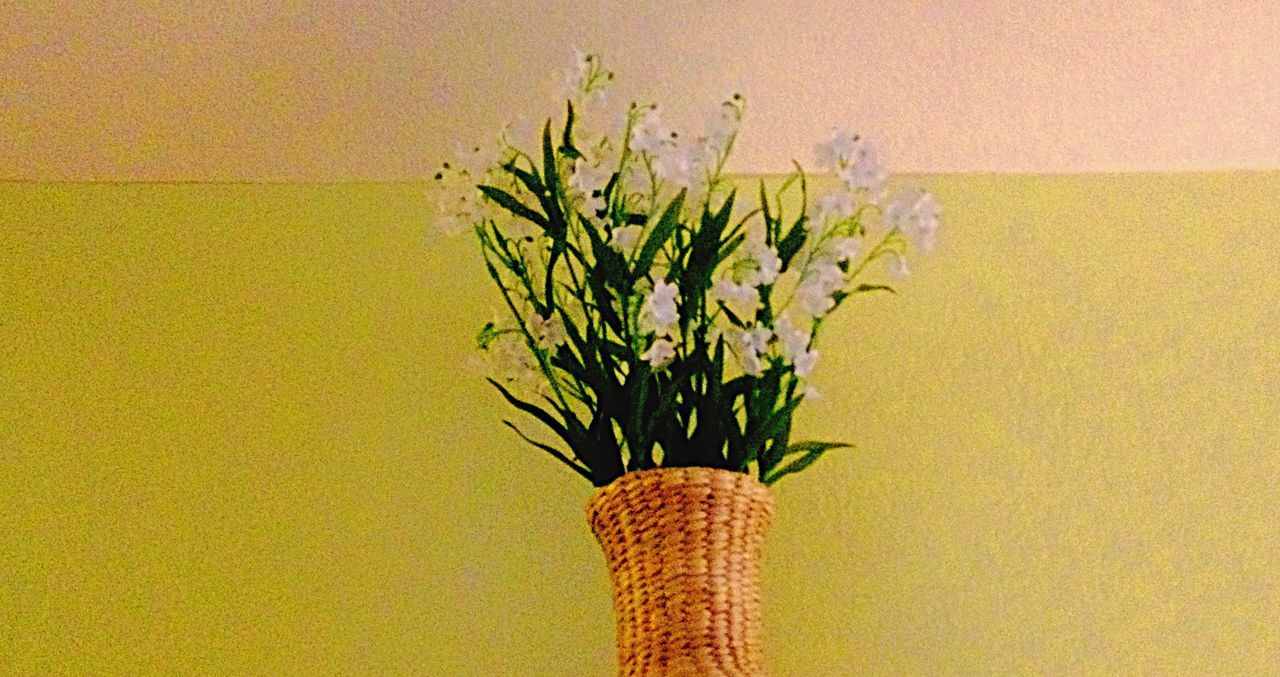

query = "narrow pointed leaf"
[
  {"left": 632, "top": 190, "right": 686, "bottom": 279},
  {"left": 763, "top": 441, "right": 852, "bottom": 484},
  {"left": 478, "top": 185, "right": 548, "bottom": 229},
  {"left": 502, "top": 421, "right": 593, "bottom": 481}
]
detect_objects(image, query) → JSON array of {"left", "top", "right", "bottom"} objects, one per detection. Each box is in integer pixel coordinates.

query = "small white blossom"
[
  {"left": 742, "top": 239, "right": 781, "bottom": 287},
  {"left": 814, "top": 129, "right": 861, "bottom": 170},
  {"left": 888, "top": 253, "right": 910, "bottom": 278},
  {"left": 630, "top": 106, "right": 674, "bottom": 154},
  {"left": 430, "top": 171, "right": 487, "bottom": 235},
  {"left": 792, "top": 347, "right": 819, "bottom": 377},
  {"left": 703, "top": 94, "right": 743, "bottom": 158},
  {"left": 569, "top": 158, "right": 611, "bottom": 216},
  {"left": 559, "top": 47, "right": 611, "bottom": 104},
  {"left": 609, "top": 225, "right": 644, "bottom": 255},
  {"left": 885, "top": 187, "right": 942, "bottom": 253},
  {"left": 641, "top": 337, "right": 677, "bottom": 369},
  {"left": 837, "top": 138, "right": 886, "bottom": 195},
  {"left": 773, "top": 314, "right": 810, "bottom": 361},
  {"left": 815, "top": 128, "right": 887, "bottom": 196},
  {"left": 653, "top": 143, "right": 700, "bottom": 188},
  {"left": 795, "top": 259, "right": 843, "bottom": 318},
  {"left": 726, "top": 325, "right": 771, "bottom": 377},
  {"left": 560, "top": 47, "right": 592, "bottom": 96},
  {"left": 487, "top": 333, "right": 545, "bottom": 394},
  {"left": 640, "top": 280, "right": 680, "bottom": 337},
  {"left": 773, "top": 314, "right": 819, "bottom": 377},
  {"left": 813, "top": 191, "right": 854, "bottom": 226},
  {"left": 831, "top": 236, "right": 862, "bottom": 263},
  {"left": 528, "top": 313, "right": 567, "bottom": 350},
  {"left": 711, "top": 279, "right": 761, "bottom": 321}
]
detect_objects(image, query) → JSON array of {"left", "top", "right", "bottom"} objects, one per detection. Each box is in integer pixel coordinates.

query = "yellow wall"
[{"left": 3, "top": 174, "right": 1278, "bottom": 674}]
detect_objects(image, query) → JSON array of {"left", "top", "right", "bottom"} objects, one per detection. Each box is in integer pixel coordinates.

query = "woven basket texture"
[{"left": 587, "top": 466, "right": 775, "bottom": 676}]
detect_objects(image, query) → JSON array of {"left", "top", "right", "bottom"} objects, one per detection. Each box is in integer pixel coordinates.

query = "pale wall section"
[
  {"left": 2, "top": 1, "right": 1279, "bottom": 181},
  {"left": 3, "top": 175, "right": 1278, "bottom": 673}
]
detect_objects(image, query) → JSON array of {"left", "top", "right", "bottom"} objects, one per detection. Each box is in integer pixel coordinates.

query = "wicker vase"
[{"left": 587, "top": 466, "right": 775, "bottom": 676}]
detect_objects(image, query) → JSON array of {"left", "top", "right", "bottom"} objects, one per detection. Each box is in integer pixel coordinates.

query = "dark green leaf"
[
  {"left": 501, "top": 160, "right": 545, "bottom": 197},
  {"left": 487, "top": 378, "right": 575, "bottom": 449},
  {"left": 763, "top": 441, "right": 851, "bottom": 484},
  {"left": 759, "top": 179, "right": 774, "bottom": 245},
  {"left": 777, "top": 216, "right": 809, "bottom": 270},
  {"left": 632, "top": 190, "right": 686, "bottom": 278},
  {"left": 502, "top": 421, "right": 593, "bottom": 482},
  {"left": 559, "top": 101, "right": 581, "bottom": 159},
  {"left": 478, "top": 185, "right": 549, "bottom": 229}
]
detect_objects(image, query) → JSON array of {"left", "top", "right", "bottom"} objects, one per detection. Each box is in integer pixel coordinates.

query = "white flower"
[
  {"left": 653, "top": 143, "right": 700, "bottom": 188},
  {"left": 560, "top": 47, "right": 592, "bottom": 96},
  {"left": 815, "top": 128, "right": 887, "bottom": 196},
  {"left": 630, "top": 106, "right": 673, "bottom": 154},
  {"left": 773, "top": 314, "right": 810, "bottom": 361},
  {"left": 792, "top": 347, "right": 819, "bottom": 377},
  {"left": 487, "top": 333, "right": 545, "bottom": 394},
  {"left": 795, "top": 259, "right": 843, "bottom": 318},
  {"left": 742, "top": 239, "right": 781, "bottom": 287},
  {"left": 703, "top": 95, "right": 743, "bottom": 157},
  {"left": 888, "top": 253, "right": 910, "bottom": 278},
  {"left": 640, "top": 280, "right": 680, "bottom": 337},
  {"left": 430, "top": 172, "right": 486, "bottom": 235},
  {"left": 813, "top": 191, "right": 854, "bottom": 226},
  {"left": 831, "top": 236, "right": 862, "bottom": 263},
  {"left": 837, "top": 138, "right": 886, "bottom": 195},
  {"left": 885, "top": 187, "right": 942, "bottom": 253},
  {"left": 725, "top": 325, "right": 771, "bottom": 376},
  {"left": 711, "top": 279, "right": 761, "bottom": 321},
  {"left": 569, "top": 158, "right": 611, "bottom": 195},
  {"left": 772, "top": 314, "right": 819, "bottom": 377},
  {"left": 802, "top": 384, "right": 822, "bottom": 400},
  {"left": 814, "top": 129, "right": 861, "bottom": 170},
  {"left": 569, "top": 158, "right": 611, "bottom": 216},
  {"left": 528, "top": 313, "right": 567, "bottom": 350},
  {"left": 559, "top": 47, "right": 610, "bottom": 104},
  {"left": 641, "top": 337, "right": 677, "bottom": 369},
  {"left": 608, "top": 225, "right": 644, "bottom": 255}
]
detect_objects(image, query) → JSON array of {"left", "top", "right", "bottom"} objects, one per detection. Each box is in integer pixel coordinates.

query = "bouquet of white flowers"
[{"left": 433, "top": 51, "right": 940, "bottom": 487}]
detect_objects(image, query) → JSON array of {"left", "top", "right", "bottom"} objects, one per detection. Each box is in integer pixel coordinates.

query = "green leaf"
[
  {"left": 587, "top": 410, "right": 624, "bottom": 485},
  {"left": 763, "top": 441, "right": 851, "bottom": 485},
  {"left": 759, "top": 179, "right": 774, "bottom": 245},
  {"left": 776, "top": 216, "right": 809, "bottom": 270},
  {"left": 687, "top": 338, "right": 729, "bottom": 466},
  {"left": 626, "top": 371, "right": 653, "bottom": 471},
  {"left": 502, "top": 421, "right": 593, "bottom": 482},
  {"left": 478, "top": 185, "right": 549, "bottom": 229},
  {"left": 854, "top": 283, "right": 896, "bottom": 294},
  {"left": 501, "top": 160, "right": 546, "bottom": 197},
  {"left": 560, "top": 101, "right": 581, "bottom": 159},
  {"left": 683, "top": 191, "right": 735, "bottom": 290},
  {"left": 718, "top": 231, "right": 745, "bottom": 262},
  {"left": 632, "top": 190, "right": 686, "bottom": 279},
  {"left": 487, "top": 378, "right": 567, "bottom": 437}
]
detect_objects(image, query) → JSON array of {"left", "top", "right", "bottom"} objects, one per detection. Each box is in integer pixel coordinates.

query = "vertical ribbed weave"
[{"left": 587, "top": 467, "right": 775, "bottom": 676}]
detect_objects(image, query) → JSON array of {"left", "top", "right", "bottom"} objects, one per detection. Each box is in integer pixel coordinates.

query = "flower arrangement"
[{"left": 433, "top": 51, "right": 940, "bottom": 488}]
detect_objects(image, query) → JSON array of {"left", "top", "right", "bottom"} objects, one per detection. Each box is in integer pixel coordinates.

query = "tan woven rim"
[{"left": 588, "top": 467, "right": 775, "bottom": 676}]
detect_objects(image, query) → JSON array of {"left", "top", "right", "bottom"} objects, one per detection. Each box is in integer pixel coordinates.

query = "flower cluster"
[{"left": 432, "top": 51, "right": 942, "bottom": 487}]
